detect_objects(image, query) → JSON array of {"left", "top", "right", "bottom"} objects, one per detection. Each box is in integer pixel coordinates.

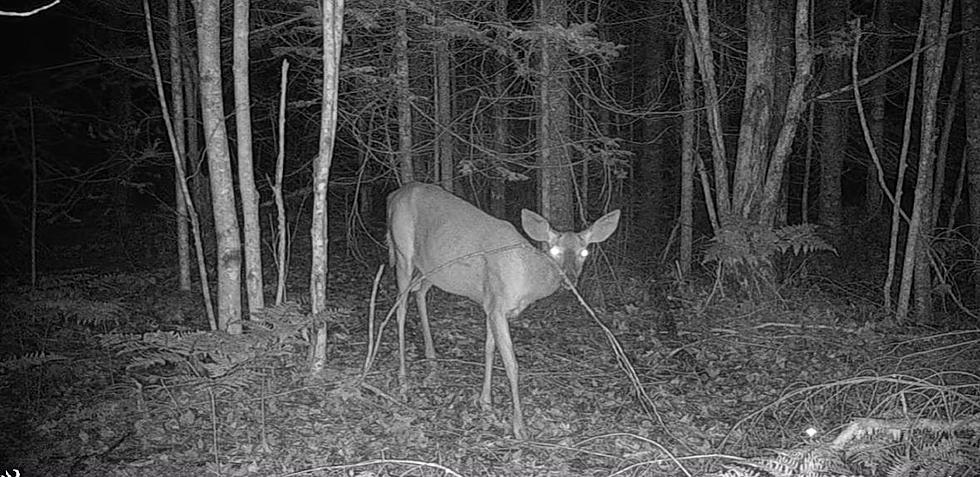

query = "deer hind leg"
[
  {"left": 392, "top": 247, "right": 414, "bottom": 396},
  {"left": 415, "top": 281, "right": 436, "bottom": 360}
]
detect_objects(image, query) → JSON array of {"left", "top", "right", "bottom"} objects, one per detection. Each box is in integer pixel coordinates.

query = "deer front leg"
[
  {"left": 415, "top": 282, "right": 436, "bottom": 360},
  {"left": 489, "top": 310, "right": 526, "bottom": 440}
]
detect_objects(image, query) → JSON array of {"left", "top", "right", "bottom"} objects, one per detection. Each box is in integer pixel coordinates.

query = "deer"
[{"left": 386, "top": 182, "right": 621, "bottom": 439}]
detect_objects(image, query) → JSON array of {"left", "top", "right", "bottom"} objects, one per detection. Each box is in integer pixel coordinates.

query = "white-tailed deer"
[{"left": 386, "top": 183, "right": 620, "bottom": 439}]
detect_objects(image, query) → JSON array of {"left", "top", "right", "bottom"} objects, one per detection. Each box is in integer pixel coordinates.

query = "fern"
[
  {"left": 703, "top": 219, "right": 835, "bottom": 298},
  {"left": 0, "top": 351, "right": 68, "bottom": 371}
]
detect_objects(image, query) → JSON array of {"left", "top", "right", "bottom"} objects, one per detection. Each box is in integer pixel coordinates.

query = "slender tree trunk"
[
  {"left": 681, "top": 0, "right": 731, "bottom": 221},
  {"left": 772, "top": 0, "right": 794, "bottom": 227},
  {"left": 929, "top": 56, "right": 963, "bottom": 230},
  {"left": 169, "top": 0, "right": 190, "bottom": 291},
  {"left": 310, "top": 0, "right": 345, "bottom": 372},
  {"left": 538, "top": 0, "right": 572, "bottom": 229},
  {"left": 885, "top": 19, "right": 924, "bottom": 312},
  {"left": 234, "top": 0, "right": 264, "bottom": 312},
  {"left": 801, "top": 105, "right": 814, "bottom": 222},
  {"left": 395, "top": 1, "right": 414, "bottom": 184},
  {"left": 965, "top": 0, "right": 980, "bottom": 304},
  {"left": 144, "top": 0, "right": 216, "bottom": 329},
  {"left": 897, "top": 0, "right": 952, "bottom": 323},
  {"left": 866, "top": 0, "right": 889, "bottom": 216},
  {"left": 183, "top": 57, "right": 213, "bottom": 265},
  {"left": 195, "top": 0, "right": 242, "bottom": 333},
  {"left": 489, "top": 0, "right": 508, "bottom": 218},
  {"left": 274, "top": 59, "right": 289, "bottom": 306},
  {"left": 758, "top": 0, "right": 811, "bottom": 224},
  {"left": 680, "top": 34, "right": 695, "bottom": 276}
]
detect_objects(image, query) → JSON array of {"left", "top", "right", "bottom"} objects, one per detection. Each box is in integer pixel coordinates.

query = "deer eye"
[{"left": 549, "top": 246, "right": 562, "bottom": 257}]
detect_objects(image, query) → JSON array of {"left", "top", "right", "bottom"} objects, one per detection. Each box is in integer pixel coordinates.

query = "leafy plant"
[{"left": 703, "top": 218, "right": 835, "bottom": 298}]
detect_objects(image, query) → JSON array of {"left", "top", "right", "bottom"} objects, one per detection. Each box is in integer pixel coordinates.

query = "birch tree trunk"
[
  {"left": 169, "top": 0, "right": 190, "bottom": 291},
  {"left": 310, "top": 0, "right": 345, "bottom": 372},
  {"left": 234, "top": 0, "right": 264, "bottom": 312},
  {"left": 195, "top": 0, "right": 243, "bottom": 333}
]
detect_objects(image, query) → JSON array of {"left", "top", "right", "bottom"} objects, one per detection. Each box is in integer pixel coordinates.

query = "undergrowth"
[{"left": 1, "top": 266, "right": 978, "bottom": 476}]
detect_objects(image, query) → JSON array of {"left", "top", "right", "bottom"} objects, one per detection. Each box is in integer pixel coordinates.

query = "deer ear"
[
  {"left": 521, "top": 209, "right": 553, "bottom": 242},
  {"left": 582, "top": 210, "right": 621, "bottom": 244}
]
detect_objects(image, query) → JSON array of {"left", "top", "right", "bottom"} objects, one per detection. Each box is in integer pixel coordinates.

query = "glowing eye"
[
  {"left": 549, "top": 246, "right": 562, "bottom": 257},
  {"left": 579, "top": 249, "right": 589, "bottom": 258}
]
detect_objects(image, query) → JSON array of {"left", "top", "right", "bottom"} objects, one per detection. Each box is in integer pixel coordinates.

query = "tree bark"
[
  {"left": 234, "top": 0, "right": 264, "bottom": 312},
  {"left": 962, "top": 0, "right": 980, "bottom": 305},
  {"left": 930, "top": 56, "right": 963, "bottom": 229},
  {"left": 168, "top": 0, "right": 190, "bottom": 291},
  {"left": 195, "top": 0, "right": 243, "bottom": 333},
  {"left": 310, "top": 0, "right": 345, "bottom": 372},
  {"left": 732, "top": 0, "right": 774, "bottom": 220},
  {"left": 680, "top": 33, "right": 695, "bottom": 276},
  {"left": 897, "top": 0, "right": 952, "bottom": 323},
  {"left": 866, "top": 0, "right": 890, "bottom": 216},
  {"left": 681, "top": 0, "right": 730, "bottom": 222},
  {"left": 538, "top": 0, "right": 573, "bottom": 229},
  {"left": 758, "top": 0, "right": 811, "bottom": 224},
  {"left": 489, "top": 0, "right": 508, "bottom": 218},
  {"left": 183, "top": 54, "right": 213, "bottom": 266},
  {"left": 434, "top": 9, "right": 453, "bottom": 192},
  {"left": 395, "top": 1, "right": 414, "bottom": 184},
  {"left": 817, "top": 0, "right": 848, "bottom": 236}
]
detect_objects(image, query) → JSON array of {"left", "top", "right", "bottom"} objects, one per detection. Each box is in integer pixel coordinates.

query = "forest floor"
[{"left": 2, "top": 227, "right": 979, "bottom": 476}]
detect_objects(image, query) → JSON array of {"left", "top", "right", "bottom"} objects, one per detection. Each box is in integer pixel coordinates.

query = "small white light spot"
[
  {"left": 579, "top": 249, "right": 589, "bottom": 258},
  {"left": 804, "top": 427, "right": 818, "bottom": 437},
  {"left": 549, "top": 246, "right": 561, "bottom": 257}
]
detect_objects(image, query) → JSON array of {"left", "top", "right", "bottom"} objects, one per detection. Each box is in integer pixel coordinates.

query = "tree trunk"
[
  {"left": 758, "top": 0, "right": 811, "bottom": 224},
  {"left": 866, "top": 0, "right": 890, "bottom": 216},
  {"left": 538, "top": 0, "right": 573, "bottom": 229},
  {"left": 310, "top": 0, "right": 345, "bottom": 372},
  {"left": 681, "top": 0, "right": 731, "bottom": 221},
  {"left": 168, "top": 0, "right": 190, "bottom": 291},
  {"left": 732, "top": 0, "right": 774, "bottom": 220},
  {"left": 965, "top": 0, "right": 980, "bottom": 305},
  {"left": 772, "top": 0, "right": 794, "bottom": 227},
  {"left": 183, "top": 58, "right": 213, "bottom": 266},
  {"left": 897, "top": 0, "right": 952, "bottom": 323},
  {"left": 489, "top": 0, "right": 508, "bottom": 219},
  {"left": 234, "top": 0, "right": 264, "bottom": 312},
  {"left": 195, "top": 0, "right": 243, "bottom": 333},
  {"left": 434, "top": 10, "right": 453, "bottom": 193},
  {"left": 930, "top": 56, "right": 963, "bottom": 229},
  {"left": 395, "top": 1, "right": 414, "bottom": 184},
  {"left": 680, "top": 33, "right": 696, "bottom": 276},
  {"left": 818, "top": 0, "right": 848, "bottom": 237}
]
